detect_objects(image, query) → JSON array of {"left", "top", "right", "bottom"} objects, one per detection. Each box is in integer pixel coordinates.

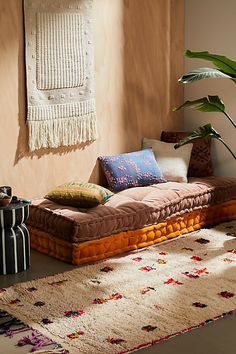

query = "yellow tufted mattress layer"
[{"left": 29, "top": 200, "right": 236, "bottom": 265}]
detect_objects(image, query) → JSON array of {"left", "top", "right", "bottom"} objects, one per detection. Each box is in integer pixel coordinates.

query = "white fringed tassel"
[{"left": 28, "top": 114, "right": 98, "bottom": 151}]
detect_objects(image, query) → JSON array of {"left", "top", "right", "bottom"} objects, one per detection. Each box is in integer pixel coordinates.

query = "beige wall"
[
  {"left": 0, "top": 0, "right": 184, "bottom": 199},
  {"left": 185, "top": 0, "right": 236, "bottom": 178}
]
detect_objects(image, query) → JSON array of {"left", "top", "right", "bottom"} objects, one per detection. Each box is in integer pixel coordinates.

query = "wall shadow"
[
  {"left": 121, "top": 0, "right": 184, "bottom": 154},
  {"left": 89, "top": 160, "right": 108, "bottom": 186}
]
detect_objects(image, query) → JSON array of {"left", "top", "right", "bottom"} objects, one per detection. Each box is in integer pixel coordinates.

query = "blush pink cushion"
[{"left": 28, "top": 176, "right": 236, "bottom": 243}]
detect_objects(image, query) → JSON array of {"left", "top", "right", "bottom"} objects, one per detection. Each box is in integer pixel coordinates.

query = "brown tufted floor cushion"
[{"left": 28, "top": 176, "right": 236, "bottom": 265}]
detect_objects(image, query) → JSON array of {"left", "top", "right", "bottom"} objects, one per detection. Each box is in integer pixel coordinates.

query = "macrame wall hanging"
[{"left": 24, "top": 0, "right": 98, "bottom": 151}]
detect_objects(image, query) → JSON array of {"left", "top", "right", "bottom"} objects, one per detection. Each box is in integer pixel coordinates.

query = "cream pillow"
[{"left": 142, "top": 138, "right": 193, "bottom": 183}]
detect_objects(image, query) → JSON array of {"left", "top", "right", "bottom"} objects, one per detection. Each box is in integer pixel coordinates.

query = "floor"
[{"left": 0, "top": 250, "right": 235, "bottom": 354}]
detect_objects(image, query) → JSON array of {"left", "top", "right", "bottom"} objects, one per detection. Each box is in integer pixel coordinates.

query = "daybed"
[{"left": 27, "top": 176, "right": 236, "bottom": 265}]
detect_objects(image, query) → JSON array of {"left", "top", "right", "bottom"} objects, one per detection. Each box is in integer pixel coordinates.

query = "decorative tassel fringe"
[
  {"left": 0, "top": 310, "right": 9, "bottom": 318},
  {"left": 0, "top": 312, "right": 67, "bottom": 353},
  {"left": 18, "top": 331, "right": 55, "bottom": 352},
  {"left": 5, "top": 326, "right": 30, "bottom": 338},
  {"left": 0, "top": 317, "right": 25, "bottom": 335},
  {"left": 34, "top": 349, "right": 69, "bottom": 354},
  {"left": 28, "top": 113, "right": 98, "bottom": 151}
]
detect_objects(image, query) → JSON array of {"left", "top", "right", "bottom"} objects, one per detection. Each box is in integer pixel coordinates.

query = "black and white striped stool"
[{"left": 0, "top": 202, "right": 30, "bottom": 275}]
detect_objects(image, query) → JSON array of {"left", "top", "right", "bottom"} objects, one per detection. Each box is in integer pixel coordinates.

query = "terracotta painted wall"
[
  {"left": 185, "top": 0, "right": 236, "bottom": 177},
  {"left": 0, "top": 0, "right": 184, "bottom": 198}
]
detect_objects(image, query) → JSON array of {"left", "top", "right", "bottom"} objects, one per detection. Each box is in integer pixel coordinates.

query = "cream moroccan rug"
[{"left": 1, "top": 221, "right": 236, "bottom": 353}]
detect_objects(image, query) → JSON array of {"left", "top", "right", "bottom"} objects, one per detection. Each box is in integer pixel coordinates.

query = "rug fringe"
[
  {"left": 33, "top": 347, "right": 68, "bottom": 353},
  {"left": 17, "top": 330, "right": 55, "bottom": 351},
  {"left": 28, "top": 113, "right": 98, "bottom": 151},
  {"left": 0, "top": 310, "right": 10, "bottom": 318},
  {"left": 0, "top": 311, "right": 68, "bottom": 354},
  {"left": 0, "top": 317, "right": 25, "bottom": 335}
]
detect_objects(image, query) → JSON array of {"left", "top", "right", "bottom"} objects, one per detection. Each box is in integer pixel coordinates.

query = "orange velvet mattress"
[{"left": 28, "top": 177, "right": 236, "bottom": 265}]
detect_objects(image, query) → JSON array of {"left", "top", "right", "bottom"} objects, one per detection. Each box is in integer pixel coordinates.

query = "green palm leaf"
[
  {"left": 174, "top": 124, "right": 221, "bottom": 149},
  {"left": 174, "top": 124, "right": 236, "bottom": 159},
  {"left": 173, "top": 95, "right": 225, "bottom": 113},
  {"left": 185, "top": 50, "right": 236, "bottom": 77},
  {"left": 179, "top": 68, "right": 233, "bottom": 84}
]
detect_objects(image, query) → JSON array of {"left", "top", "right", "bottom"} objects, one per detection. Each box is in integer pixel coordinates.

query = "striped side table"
[{"left": 0, "top": 202, "right": 30, "bottom": 275}]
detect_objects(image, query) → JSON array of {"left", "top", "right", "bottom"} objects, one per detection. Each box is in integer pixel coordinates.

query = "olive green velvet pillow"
[{"left": 45, "top": 182, "right": 114, "bottom": 208}]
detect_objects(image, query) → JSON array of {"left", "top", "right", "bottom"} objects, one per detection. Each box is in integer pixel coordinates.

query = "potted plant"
[{"left": 174, "top": 50, "right": 236, "bottom": 160}]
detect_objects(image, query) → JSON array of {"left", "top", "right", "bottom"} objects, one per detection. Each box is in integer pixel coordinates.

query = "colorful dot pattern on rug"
[{"left": 0, "top": 221, "right": 236, "bottom": 354}]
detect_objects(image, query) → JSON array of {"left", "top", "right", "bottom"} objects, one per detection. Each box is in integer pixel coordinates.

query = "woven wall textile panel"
[{"left": 24, "top": 0, "right": 98, "bottom": 151}]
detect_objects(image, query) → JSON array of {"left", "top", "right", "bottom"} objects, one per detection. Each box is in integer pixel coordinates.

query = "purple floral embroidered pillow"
[{"left": 98, "top": 149, "right": 166, "bottom": 192}]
